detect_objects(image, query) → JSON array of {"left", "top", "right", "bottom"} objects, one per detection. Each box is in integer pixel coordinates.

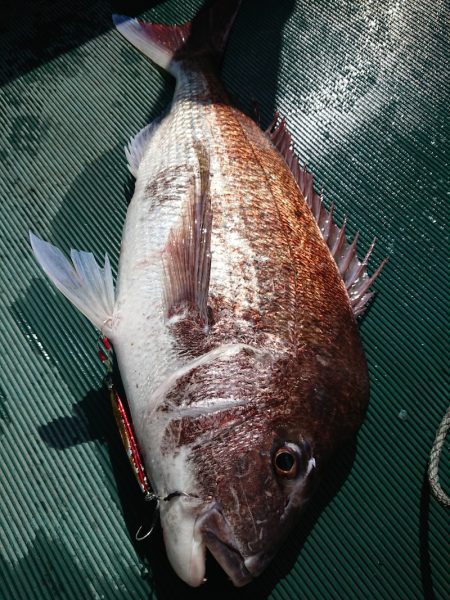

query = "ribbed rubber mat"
[{"left": 0, "top": 1, "right": 448, "bottom": 598}]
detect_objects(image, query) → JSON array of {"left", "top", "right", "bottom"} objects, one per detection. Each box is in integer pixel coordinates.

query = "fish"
[{"left": 29, "top": 0, "right": 385, "bottom": 588}]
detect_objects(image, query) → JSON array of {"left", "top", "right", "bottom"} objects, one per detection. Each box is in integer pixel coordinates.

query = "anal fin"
[{"left": 125, "top": 117, "right": 161, "bottom": 178}]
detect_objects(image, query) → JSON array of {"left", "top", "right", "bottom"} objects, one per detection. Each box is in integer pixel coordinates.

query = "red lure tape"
[{"left": 97, "top": 337, "right": 154, "bottom": 501}]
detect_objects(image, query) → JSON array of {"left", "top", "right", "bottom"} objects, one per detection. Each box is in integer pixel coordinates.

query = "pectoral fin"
[
  {"left": 163, "top": 143, "right": 212, "bottom": 326},
  {"left": 29, "top": 233, "right": 115, "bottom": 335}
]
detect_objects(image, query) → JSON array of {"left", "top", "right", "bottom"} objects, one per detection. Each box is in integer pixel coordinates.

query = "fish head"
[
  {"left": 156, "top": 341, "right": 368, "bottom": 587},
  {"left": 159, "top": 422, "right": 317, "bottom": 587},
  {"left": 195, "top": 429, "right": 318, "bottom": 586}
]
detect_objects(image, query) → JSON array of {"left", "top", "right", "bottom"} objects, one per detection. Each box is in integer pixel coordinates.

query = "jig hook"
[{"left": 135, "top": 497, "right": 160, "bottom": 542}]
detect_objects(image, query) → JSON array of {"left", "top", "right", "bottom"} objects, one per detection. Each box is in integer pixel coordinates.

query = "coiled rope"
[{"left": 428, "top": 406, "right": 450, "bottom": 507}]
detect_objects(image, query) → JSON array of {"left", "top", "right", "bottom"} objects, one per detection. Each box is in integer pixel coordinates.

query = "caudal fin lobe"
[{"left": 113, "top": 0, "right": 241, "bottom": 75}]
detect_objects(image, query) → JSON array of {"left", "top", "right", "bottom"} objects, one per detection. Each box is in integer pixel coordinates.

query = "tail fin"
[{"left": 113, "top": 0, "right": 241, "bottom": 75}]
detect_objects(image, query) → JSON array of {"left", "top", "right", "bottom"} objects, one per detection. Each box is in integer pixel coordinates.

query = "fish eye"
[{"left": 273, "top": 446, "right": 299, "bottom": 479}]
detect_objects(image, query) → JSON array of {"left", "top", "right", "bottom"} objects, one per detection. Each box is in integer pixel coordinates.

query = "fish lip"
[
  {"left": 203, "top": 530, "right": 253, "bottom": 587},
  {"left": 197, "top": 506, "right": 253, "bottom": 587}
]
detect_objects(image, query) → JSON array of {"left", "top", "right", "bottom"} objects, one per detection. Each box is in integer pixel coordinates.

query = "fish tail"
[{"left": 113, "top": 0, "right": 241, "bottom": 75}]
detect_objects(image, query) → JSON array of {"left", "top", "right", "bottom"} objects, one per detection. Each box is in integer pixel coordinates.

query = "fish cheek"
[
  {"left": 233, "top": 453, "right": 252, "bottom": 478},
  {"left": 208, "top": 432, "right": 304, "bottom": 555},
  {"left": 221, "top": 450, "right": 289, "bottom": 554}
]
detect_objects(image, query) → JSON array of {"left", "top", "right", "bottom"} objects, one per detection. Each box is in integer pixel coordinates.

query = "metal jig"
[
  {"left": 97, "top": 337, "right": 202, "bottom": 543},
  {"left": 97, "top": 337, "right": 155, "bottom": 503}
]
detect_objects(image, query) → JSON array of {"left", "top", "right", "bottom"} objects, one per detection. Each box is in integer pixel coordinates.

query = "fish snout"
[{"left": 159, "top": 494, "right": 208, "bottom": 587}]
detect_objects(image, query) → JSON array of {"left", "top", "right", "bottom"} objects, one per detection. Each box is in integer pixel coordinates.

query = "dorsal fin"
[
  {"left": 164, "top": 142, "right": 212, "bottom": 325},
  {"left": 266, "top": 114, "right": 387, "bottom": 316}
]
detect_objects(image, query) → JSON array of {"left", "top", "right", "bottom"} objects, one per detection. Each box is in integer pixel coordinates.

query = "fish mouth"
[
  {"left": 160, "top": 497, "right": 274, "bottom": 587},
  {"left": 197, "top": 506, "right": 268, "bottom": 587},
  {"left": 202, "top": 529, "right": 252, "bottom": 586}
]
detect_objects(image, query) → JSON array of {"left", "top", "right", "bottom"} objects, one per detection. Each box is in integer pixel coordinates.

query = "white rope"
[{"left": 428, "top": 406, "right": 450, "bottom": 507}]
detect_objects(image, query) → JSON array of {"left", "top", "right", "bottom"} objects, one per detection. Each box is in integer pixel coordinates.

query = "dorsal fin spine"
[
  {"left": 322, "top": 202, "right": 334, "bottom": 242},
  {"left": 331, "top": 217, "right": 347, "bottom": 258},
  {"left": 266, "top": 115, "right": 386, "bottom": 316},
  {"left": 339, "top": 232, "right": 360, "bottom": 277}
]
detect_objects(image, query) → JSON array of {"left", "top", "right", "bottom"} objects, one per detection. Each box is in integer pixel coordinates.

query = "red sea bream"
[{"left": 30, "top": 0, "right": 385, "bottom": 588}]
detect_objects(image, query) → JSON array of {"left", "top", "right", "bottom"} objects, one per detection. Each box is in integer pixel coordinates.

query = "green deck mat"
[{"left": 1, "top": 1, "right": 448, "bottom": 598}]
